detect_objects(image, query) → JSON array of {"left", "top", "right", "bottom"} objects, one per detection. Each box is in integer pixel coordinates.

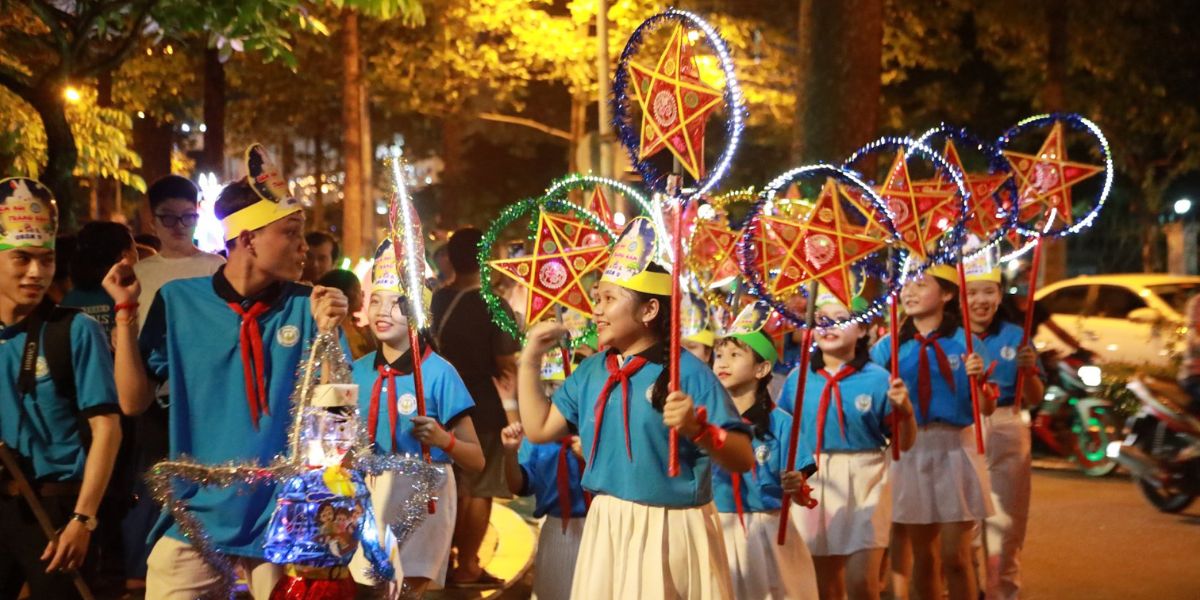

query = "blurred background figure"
[
  {"left": 316, "top": 268, "right": 376, "bottom": 359},
  {"left": 302, "top": 231, "right": 339, "bottom": 283}
]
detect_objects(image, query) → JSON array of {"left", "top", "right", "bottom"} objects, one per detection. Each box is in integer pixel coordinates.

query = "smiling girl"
[
  {"left": 778, "top": 292, "right": 916, "bottom": 600},
  {"left": 964, "top": 263, "right": 1042, "bottom": 600},
  {"left": 870, "top": 267, "right": 995, "bottom": 600},
  {"left": 711, "top": 303, "right": 819, "bottom": 600},
  {"left": 349, "top": 240, "right": 484, "bottom": 598},
  {"left": 517, "top": 218, "right": 754, "bottom": 599}
]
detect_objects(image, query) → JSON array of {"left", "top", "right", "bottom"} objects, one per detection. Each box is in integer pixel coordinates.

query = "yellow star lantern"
[
  {"left": 627, "top": 24, "right": 724, "bottom": 181},
  {"left": 872, "top": 151, "right": 960, "bottom": 260},
  {"left": 765, "top": 178, "right": 890, "bottom": 306},
  {"left": 488, "top": 210, "right": 609, "bottom": 325},
  {"left": 1003, "top": 121, "right": 1105, "bottom": 230}
]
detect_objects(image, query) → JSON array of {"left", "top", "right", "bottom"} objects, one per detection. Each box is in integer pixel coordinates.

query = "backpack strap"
[{"left": 42, "top": 306, "right": 79, "bottom": 402}]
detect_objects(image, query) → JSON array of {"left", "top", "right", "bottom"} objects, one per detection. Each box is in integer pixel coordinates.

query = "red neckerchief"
[
  {"left": 556, "top": 437, "right": 586, "bottom": 533},
  {"left": 814, "top": 364, "right": 860, "bottom": 460},
  {"left": 368, "top": 345, "right": 432, "bottom": 448},
  {"left": 586, "top": 352, "right": 649, "bottom": 467},
  {"left": 913, "top": 332, "right": 956, "bottom": 421},
  {"left": 227, "top": 301, "right": 271, "bottom": 429}
]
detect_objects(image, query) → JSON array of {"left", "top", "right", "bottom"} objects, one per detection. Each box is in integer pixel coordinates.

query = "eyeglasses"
[{"left": 154, "top": 213, "right": 200, "bottom": 228}]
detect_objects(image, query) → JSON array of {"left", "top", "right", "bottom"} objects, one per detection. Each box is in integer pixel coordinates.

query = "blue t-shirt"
[
  {"left": 0, "top": 308, "right": 118, "bottom": 481},
  {"left": 140, "top": 274, "right": 336, "bottom": 558},
  {"left": 979, "top": 321, "right": 1038, "bottom": 407},
  {"left": 516, "top": 439, "right": 587, "bottom": 519},
  {"left": 712, "top": 406, "right": 814, "bottom": 514},
  {"left": 870, "top": 327, "right": 990, "bottom": 427},
  {"left": 778, "top": 361, "right": 893, "bottom": 452},
  {"left": 550, "top": 347, "right": 751, "bottom": 507},
  {"left": 350, "top": 349, "right": 474, "bottom": 462},
  {"left": 61, "top": 287, "right": 116, "bottom": 342}
]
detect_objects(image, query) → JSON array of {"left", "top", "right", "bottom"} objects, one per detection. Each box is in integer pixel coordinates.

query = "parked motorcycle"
[
  {"left": 1109, "top": 378, "right": 1200, "bottom": 513},
  {"left": 1030, "top": 348, "right": 1120, "bottom": 477}
]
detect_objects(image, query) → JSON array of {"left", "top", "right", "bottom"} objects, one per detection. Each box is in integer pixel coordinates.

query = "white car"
[{"left": 1034, "top": 274, "right": 1200, "bottom": 368}]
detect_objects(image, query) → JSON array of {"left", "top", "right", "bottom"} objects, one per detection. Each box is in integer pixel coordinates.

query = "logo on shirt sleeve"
[
  {"left": 947, "top": 355, "right": 961, "bottom": 371},
  {"left": 276, "top": 325, "right": 300, "bottom": 347},
  {"left": 855, "top": 394, "right": 873, "bottom": 413},
  {"left": 398, "top": 393, "right": 417, "bottom": 415},
  {"left": 1000, "top": 346, "right": 1017, "bottom": 361},
  {"left": 755, "top": 444, "right": 771, "bottom": 465},
  {"left": 35, "top": 356, "right": 50, "bottom": 378}
]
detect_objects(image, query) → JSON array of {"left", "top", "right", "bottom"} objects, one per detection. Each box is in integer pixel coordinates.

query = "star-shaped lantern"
[
  {"left": 1003, "top": 121, "right": 1105, "bottom": 230},
  {"left": 584, "top": 187, "right": 617, "bottom": 232},
  {"left": 763, "top": 178, "right": 890, "bottom": 306},
  {"left": 489, "top": 210, "right": 609, "bottom": 325},
  {"left": 627, "top": 24, "right": 724, "bottom": 181},
  {"left": 871, "top": 151, "right": 960, "bottom": 260},
  {"left": 920, "top": 139, "right": 1014, "bottom": 241},
  {"left": 689, "top": 218, "right": 741, "bottom": 288}
]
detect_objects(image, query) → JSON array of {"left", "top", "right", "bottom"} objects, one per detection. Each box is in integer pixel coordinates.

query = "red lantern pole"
[
  {"left": 778, "top": 281, "right": 819, "bottom": 545},
  {"left": 956, "top": 257, "right": 985, "bottom": 454}
]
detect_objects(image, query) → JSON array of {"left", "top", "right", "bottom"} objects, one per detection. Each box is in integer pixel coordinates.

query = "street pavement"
[{"left": 1022, "top": 468, "right": 1200, "bottom": 599}]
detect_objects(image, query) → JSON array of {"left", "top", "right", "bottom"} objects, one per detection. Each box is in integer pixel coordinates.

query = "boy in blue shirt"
[
  {"left": 0, "top": 177, "right": 122, "bottom": 599},
  {"left": 104, "top": 146, "right": 348, "bottom": 599}
]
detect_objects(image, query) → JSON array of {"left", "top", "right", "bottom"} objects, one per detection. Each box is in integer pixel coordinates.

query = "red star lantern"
[
  {"left": 871, "top": 151, "right": 960, "bottom": 260},
  {"left": 488, "top": 210, "right": 609, "bottom": 325},
  {"left": 1003, "top": 122, "right": 1105, "bottom": 230},
  {"left": 919, "top": 139, "right": 1014, "bottom": 241},
  {"left": 627, "top": 24, "right": 723, "bottom": 181},
  {"left": 584, "top": 187, "right": 617, "bottom": 232},
  {"left": 765, "top": 178, "right": 890, "bottom": 306},
  {"left": 689, "top": 218, "right": 741, "bottom": 288}
]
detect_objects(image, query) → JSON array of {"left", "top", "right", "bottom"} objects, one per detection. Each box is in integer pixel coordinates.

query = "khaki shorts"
[{"left": 455, "top": 430, "right": 512, "bottom": 499}]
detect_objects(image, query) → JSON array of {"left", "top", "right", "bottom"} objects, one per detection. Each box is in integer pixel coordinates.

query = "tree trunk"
[
  {"left": 440, "top": 117, "right": 466, "bottom": 227},
  {"left": 313, "top": 132, "right": 326, "bottom": 231},
  {"left": 133, "top": 115, "right": 173, "bottom": 231},
  {"left": 1039, "top": 0, "right": 1069, "bottom": 284},
  {"left": 360, "top": 73, "right": 375, "bottom": 255},
  {"left": 569, "top": 94, "right": 586, "bottom": 203},
  {"left": 792, "top": 0, "right": 883, "bottom": 163},
  {"left": 202, "top": 48, "right": 227, "bottom": 179},
  {"left": 95, "top": 70, "right": 117, "bottom": 220},
  {"left": 28, "top": 85, "right": 80, "bottom": 229},
  {"left": 341, "top": 8, "right": 365, "bottom": 261}
]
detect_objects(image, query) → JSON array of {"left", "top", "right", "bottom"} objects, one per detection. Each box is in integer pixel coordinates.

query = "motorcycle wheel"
[
  {"left": 1136, "top": 478, "right": 1195, "bottom": 513},
  {"left": 1072, "top": 406, "right": 1119, "bottom": 477}
]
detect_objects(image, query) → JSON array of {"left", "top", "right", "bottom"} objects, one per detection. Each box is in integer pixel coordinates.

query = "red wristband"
[
  {"left": 688, "top": 407, "right": 727, "bottom": 450},
  {"left": 114, "top": 302, "right": 139, "bottom": 314},
  {"left": 443, "top": 432, "right": 456, "bottom": 453}
]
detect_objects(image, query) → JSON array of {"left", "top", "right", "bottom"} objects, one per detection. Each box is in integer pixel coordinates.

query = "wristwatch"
[{"left": 69, "top": 512, "right": 98, "bottom": 532}]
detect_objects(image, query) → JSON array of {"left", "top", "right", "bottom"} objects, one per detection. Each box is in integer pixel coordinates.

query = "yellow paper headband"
[
  {"left": 221, "top": 144, "right": 303, "bottom": 241},
  {"left": 601, "top": 216, "right": 672, "bottom": 296}
]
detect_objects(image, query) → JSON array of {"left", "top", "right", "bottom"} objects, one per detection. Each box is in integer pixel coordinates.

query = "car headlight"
[{"left": 1078, "top": 365, "right": 1103, "bottom": 388}]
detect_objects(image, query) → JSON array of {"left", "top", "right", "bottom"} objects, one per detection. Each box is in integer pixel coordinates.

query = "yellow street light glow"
[{"left": 63, "top": 86, "right": 81, "bottom": 103}]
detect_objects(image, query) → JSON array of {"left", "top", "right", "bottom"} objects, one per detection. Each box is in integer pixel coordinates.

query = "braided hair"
[{"left": 630, "top": 264, "right": 673, "bottom": 412}]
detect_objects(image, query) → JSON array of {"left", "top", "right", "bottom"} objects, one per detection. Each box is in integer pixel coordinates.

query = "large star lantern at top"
[
  {"left": 921, "top": 139, "right": 1014, "bottom": 241},
  {"left": 1003, "top": 121, "right": 1105, "bottom": 230},
  {"left": 872, "top": 151, "right": 960, "bottom": 260},
  {"left": 627, "top": 24, "right": 724, "bottom": 181},
  {"left": 763, "top": 178, "right": 890, "bottom": 306},
  {"left": 488, "top": 210, "right": 609, "bottom": 325},
  {"left": 689, "top": 217, "right": 741, "bottom": 288}
]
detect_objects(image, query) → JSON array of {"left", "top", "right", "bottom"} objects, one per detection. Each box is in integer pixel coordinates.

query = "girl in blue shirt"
[
  {"left": 870, "top": 266, "right": 996, "bottom": 600},
  {"left": 710, "top": 306, "right": 819, "bottom": 600},
  {"left": 964, "top": 264, "right": 1042, "bottom": 600},
  {"left": 517, "top": 217, "right": 754, "bottom": 599},
  {"left": 349, "top": 239, "right": 484, "bottom": 598},
  {"left": 779, "top": 293, "right": 915, "bottom": 600},
  {"left": 500, "top": 423, "right": 588, "bottom": 600}
]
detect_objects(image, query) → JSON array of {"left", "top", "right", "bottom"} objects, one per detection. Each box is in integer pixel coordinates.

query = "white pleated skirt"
[
  {"left": 570, "top": 495, "right": 734, "bottom": 600},
  {"left": 532, "top": 516, "right": 586, "bottom": 600},
  {"left": 983, "top": 409, "right": 1032, "bottom": 600},
  {"left": 350, "top": 464, "right": 456, "bottom": 586},
  {"left": 891, "top": 424, "right": 993, "bottom": 524},
  {"left": 719, "top": 510, "right": 818, "bottom": 600},
  {"left": 796, "top": 450, "right": 892, "bottom": 556}
]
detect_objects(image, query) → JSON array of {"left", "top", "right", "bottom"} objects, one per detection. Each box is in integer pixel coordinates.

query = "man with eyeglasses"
[{"left": 133, "top": 175, "right": 225, "bottom": 328}]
